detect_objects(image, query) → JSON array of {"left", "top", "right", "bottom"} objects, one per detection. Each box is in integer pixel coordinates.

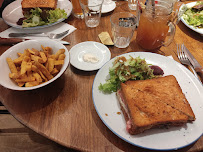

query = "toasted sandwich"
[
  {"left": 21, "top": 0, "right": 57, "bottom": 12},
  {"left": 117, "top": 75, "right": 195, "bottom": 135}
]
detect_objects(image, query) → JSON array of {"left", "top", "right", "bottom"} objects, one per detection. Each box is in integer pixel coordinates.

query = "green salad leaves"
[
  {"left": 98, "top": 56, "right": 156, "bottom": 93},
  {"left": 182, "top": 1, "right": 203, "bottom": 28},
  {"left": 22, "top": 8, "right": 67, "bottom": 27}
]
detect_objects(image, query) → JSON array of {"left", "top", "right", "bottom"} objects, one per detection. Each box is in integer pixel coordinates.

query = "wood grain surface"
[{"left": 0, "top": 1, "right": 203, "bottom": 152}]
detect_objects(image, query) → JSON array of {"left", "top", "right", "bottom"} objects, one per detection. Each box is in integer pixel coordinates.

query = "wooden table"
[{"left": 0, "top": 1, "right": 203, "bottom": 152}]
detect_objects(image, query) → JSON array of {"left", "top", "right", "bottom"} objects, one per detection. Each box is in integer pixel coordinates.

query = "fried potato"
[
  {"left": 58, "top": 54, "right": 66, "bottom": 60},
  {"left": 31, "top": 48, "right": 40, "bottom": 56},
  {"left": 33, "top": 72, "right": 42, "bottom": 83},
  {"left": 34, "top": 61, "right": 53, "bottom": 80},
  {"left": 39, "top": 51, "right": 47, "bottom": 63},
  {"left": 17, "top": 52, "right": 23, "bottom": 57},
  {"left": 31, "top": 55, "right": 43, "bottom": 63},
  {"left": 7, "top": 46, "right": 66, "bottom": 87},
  {"left": 17, "top": 82, "right": 25, "bottom": 87},
  {"left": 54, "top": 60, "right": 64, "bottom": 65},
  {"left": 25, "top": 81, "right": 39, "bottom": 87},
  {"left": 15, "top": 76, "right": 35, "bottom": 83},
  {"left": 9, "top": 73, "right": 20, "bottom": 79},
  {"left": 55, "top": 49, "right": 65, "bottom": 60},
  {"left": 48, "top": 58, "right": 55, "bottom": 72},
  {"left": 6, "top": 58, "right": 18, "bottom": 73},
  {"left": 13, "top": 55, "right": 24, "bottom": 65}
]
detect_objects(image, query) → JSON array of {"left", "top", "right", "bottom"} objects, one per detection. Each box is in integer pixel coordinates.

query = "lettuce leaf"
[
  {"left": 98, "top": 56, "right": 156, "bottom": 93},
  {"left": 182, "top": 1, "right": 203, "bottom": 28},
  {"left": 22, "top": 8, "right": 67, "bottom": 27}
]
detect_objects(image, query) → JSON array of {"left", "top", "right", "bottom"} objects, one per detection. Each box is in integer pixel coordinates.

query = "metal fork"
[
  {"left": 177, "top": 44, "right": 200, "bottom": 80},
  {"left": 9, "top": 29, "right": 70, "bottom": 39}
]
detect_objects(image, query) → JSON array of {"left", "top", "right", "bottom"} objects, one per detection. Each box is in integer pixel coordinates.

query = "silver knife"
[
  {"left": 182, "top": 44, "right": 203, "bottom": 82},
  {"left": 0, "top": 37, "right": 70, "bottom": 45}
]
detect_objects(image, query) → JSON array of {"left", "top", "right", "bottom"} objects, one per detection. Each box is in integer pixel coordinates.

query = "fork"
[
  {"left": 177, "top": 44, "right": 200, "bottom": 80},
  {"left": 9, "top": 29, "right": 70, "bottom": 39}
]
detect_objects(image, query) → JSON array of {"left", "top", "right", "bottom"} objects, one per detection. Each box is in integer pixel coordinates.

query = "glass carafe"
[{"left": 136, "top": 0, "right": 177, "bottom": 51}]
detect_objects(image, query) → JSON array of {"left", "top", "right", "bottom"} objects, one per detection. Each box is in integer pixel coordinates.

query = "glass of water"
[
  {"left": 79, "top": 0, "right": 104, "bottom": 28},
  {"left": 110, "top": 12, "right": 137, "bottom": 48},
  {"left": 128, "top": 0, "right": 137, "bottom": 10}
]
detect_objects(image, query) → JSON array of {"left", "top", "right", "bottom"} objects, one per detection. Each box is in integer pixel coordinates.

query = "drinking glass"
[
  {"left": 79, "top": 0, "right": 104, "bottom": 28},
  {"left": 110, "top": 12, "right": 137, "bottom": 48},
  {"left": 136, "top": 0, "right": 176, "bottom": 51},
  {"left": 128, "top": 0, "right": 137, "bottom": 10},
  {"left": 71, "top": 0, "right": 84, "bottom": 19}
]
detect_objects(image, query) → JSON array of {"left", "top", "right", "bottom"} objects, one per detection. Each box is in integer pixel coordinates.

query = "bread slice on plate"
[
  {"left": 21, "top": 0, "right": 57, "bottom": 12},
  {"left": 117, "top": 75, "right": 196, "bottom": 135}
]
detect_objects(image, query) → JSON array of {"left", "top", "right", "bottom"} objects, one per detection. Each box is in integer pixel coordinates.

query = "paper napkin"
[{"left": 0, "top": 22, "right": 76, "bottom": 40}]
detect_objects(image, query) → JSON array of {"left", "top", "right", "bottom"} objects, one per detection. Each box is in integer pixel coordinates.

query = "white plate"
[
  {"left": 69, "top": 41, "right": 111, "bottom": 71},
  {"left": 92, "top": 52, "right": 203, "bottom": 151},
  {"left": 101, "top": 1, "right": 116, "bottom": 13},
  {"left": 2, "top": 0, "right": 72, "bottom": 29},
  {"left": 180, "top": 2, "right": 203, "bottom": 35}
]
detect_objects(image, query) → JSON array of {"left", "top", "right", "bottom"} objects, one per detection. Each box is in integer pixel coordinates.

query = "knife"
[
  {"left": 0, "top": 38, "right": 70, "bottom": 45},
  {"left": 182, "top": 44, "right": 203, "bottom": 82}
]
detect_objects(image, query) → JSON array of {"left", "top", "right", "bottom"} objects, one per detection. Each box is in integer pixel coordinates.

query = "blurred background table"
[{"left": 0, "top": 1, "right": 203, "bottom": 152}]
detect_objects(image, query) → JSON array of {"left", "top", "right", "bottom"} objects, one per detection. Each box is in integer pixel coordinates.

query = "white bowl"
[{"left": 0, "top": 39, "right": 69, "bottom": 90}]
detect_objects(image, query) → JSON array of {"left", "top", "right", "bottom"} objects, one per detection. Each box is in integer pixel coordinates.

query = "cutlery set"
[
  {"left": 177, "top": 44, "right": 203, "bottom": 84},
  {"left": 8, "top": 29, "right": 70, "bottom": 39},
  {"left": 0, "top": 29, "right": 70, "bottom": 45}
]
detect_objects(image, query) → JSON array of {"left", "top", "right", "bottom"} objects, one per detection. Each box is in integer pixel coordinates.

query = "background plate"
[
  {"left": 92, "top": 52, "right": 203, "bottom": 151},
  {"left": 180, "top": 2, "right": 203, "bottom": 35},
  {"left": 2, "top": 0, "right": 72, "bottom": 30},
  {"left": 101, "top": 1, "right": 116, "bottom": 13}
]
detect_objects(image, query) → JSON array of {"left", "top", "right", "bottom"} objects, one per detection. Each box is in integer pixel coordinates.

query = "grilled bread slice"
[
  {"left": 21, "top": 0, "right": 57, "bottom": 11},
  {"left": 117, "top": 75, "right": 195, "bottom": 135}
]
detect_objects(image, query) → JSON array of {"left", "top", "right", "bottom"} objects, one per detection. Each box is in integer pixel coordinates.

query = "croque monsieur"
[
  {"left": 117, "top": 75, "right": 195, "bottom": 135},
  {"left": 21, "top": 0, "right": 57, "bottom": 12}
]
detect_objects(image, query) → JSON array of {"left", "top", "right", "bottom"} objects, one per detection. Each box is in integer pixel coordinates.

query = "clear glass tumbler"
[
  {"left": 110, "top": 12, "right": 137, "bottom": 48},
  {"left": 128, "top": 0, "right": 137, "bottom": 10},
  {"left": 79, "top": 0, "right": 104, "bottom": 28},
  {"left": 71, "top": 0, "right": 84, "bottom": 19}
]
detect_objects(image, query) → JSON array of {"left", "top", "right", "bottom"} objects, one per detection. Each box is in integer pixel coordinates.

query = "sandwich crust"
[
  {"left": 117, "top": 75, "right": 195, "bottom": 135},
  {"left": 21, "top": 0, "right": 57, "bottom": 10}
]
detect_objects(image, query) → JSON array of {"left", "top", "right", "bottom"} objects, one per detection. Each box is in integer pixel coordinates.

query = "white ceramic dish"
[
  {"left": 0, "top": 39, "right": 69, "bottom": 91},
  {"left": 92, "top": 52, "right": 203, "bottom": 151},
  {"left": 102, "top": 1, "right": 116, "bottom": 13},
  {"left": 2, "top": 0, "right": 72, "bottom": 29},
  {"left": 69, "top": 41, "right": 111, "bottom": 71},
  {"left": 180, "top": 2, "right": 203, "bottom": 35}
]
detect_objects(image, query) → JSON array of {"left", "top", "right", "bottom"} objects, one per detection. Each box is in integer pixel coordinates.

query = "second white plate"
[
  {"left": 69, "top": 41, "right": 111, "bottom": 71},
  {"left": 2, "top": 0, "right": 72, "bottom": 29},
  {"left": 92, "top": 52, "right": 203, "bottom": 151},
  {"left": 180, "top": 2, "right": 203, "bottom": 35}
]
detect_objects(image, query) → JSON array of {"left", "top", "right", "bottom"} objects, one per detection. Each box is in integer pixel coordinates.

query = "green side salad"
[
  {"left": 22, "top": 8, "right": 67, "bottom": 27},
  {"left": 182, "top": 1, "right": 203, "bottom": 28},
  {"left": 98, "top": 56, "right": 156, "bottom": 93}
]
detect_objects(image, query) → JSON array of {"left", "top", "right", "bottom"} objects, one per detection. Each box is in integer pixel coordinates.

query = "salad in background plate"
[
  {"left": 182, "top": 1, "right": 203, "bottom": 28},
  {"left": 180, "top": 1, "right": 203, "bottom": 35},
  {"left": 18, "top": 8, "right": 67, "bottom": 27}
]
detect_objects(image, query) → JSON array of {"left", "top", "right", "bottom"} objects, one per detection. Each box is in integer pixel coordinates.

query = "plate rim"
[
  {"left": 2, "top": 0, "right": 73, "bottom": 30},
  {"left": 92, "top": 52, "right": 203, "bottom": 151},
  {"left": 101, "top": 1, "right": 116, "bottom": 13},
  {"left": 180, "top": 1, "right": 203, "bottom": 35},
  {"left": 69, "top": 41, "right": 111, "bottom": 71}
]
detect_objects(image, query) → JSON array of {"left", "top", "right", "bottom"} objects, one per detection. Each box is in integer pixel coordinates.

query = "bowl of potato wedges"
[{"left": 0, "top": 39, "right": 69, "bottom": 90}]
